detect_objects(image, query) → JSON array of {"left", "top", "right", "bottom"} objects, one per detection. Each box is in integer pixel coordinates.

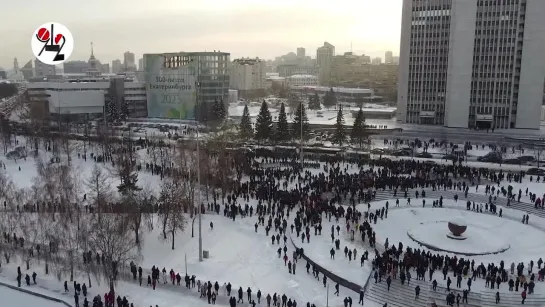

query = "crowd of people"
[{"left": 5, "top": 136, "right": 545, "bottom": 306}]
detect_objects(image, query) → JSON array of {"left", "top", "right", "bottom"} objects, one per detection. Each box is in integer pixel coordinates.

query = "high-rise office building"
[
  {"left": 230, "top": 57, "right": 266, "bottom": 91},
  {"left": 124, "top": 51, "right": 136, "bottom": 72},
  {"left": 138, "top": 58, "right": 144, "bottom": 71},
  {"left": 297, "top": 47, "right": 306, "bottom": 58},
  {"left": 385, "top": 51, "right": 394, "bottom": 64},
  {"left": 317, "top": 42, "right": 335, "bottom": 86},
  {"left": 112, "top": 59, "right": 122, "bottom": 74},
  {"left": 398, "top": 0, "right": 545, "bottom": 129}
]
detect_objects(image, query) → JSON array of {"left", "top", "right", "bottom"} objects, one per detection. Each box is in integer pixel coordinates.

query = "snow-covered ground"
[
  {"left": 4, "top": 136, "right": 545, "bottom": 306},
  {"left": 0, "top": 285, "right": 64, "bottom": 307}
]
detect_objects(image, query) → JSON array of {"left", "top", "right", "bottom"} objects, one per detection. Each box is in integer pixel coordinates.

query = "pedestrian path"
[{"left": 365, "top": 274, "right": 429, "bottom": 307}]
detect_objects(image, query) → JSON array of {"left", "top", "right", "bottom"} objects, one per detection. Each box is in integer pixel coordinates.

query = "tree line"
[{"left": 238, "top": 99, "right": 370, "bottom": 149}]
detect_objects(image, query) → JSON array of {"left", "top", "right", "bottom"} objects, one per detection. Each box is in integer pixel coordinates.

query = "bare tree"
[
  {"left": 207, "top": 134, "right": 235, "bottom": 205},
  {"left": 158, "top": 178, "right": 187, "bottom": 250},
  {"left": 86, "top": 164, "right": 113, "bottom": 222},
  {"left": 125, "top": 185, "right": 154, "bottom": 248},
  {"left": 174, "top": 140, "right": 199, "bottom": 237},
  {"left": 89, "top": 214, "right": 140, "bottom": 289},
  {"left": 0, "top": 193, "right": 21, "bottom": 265}
]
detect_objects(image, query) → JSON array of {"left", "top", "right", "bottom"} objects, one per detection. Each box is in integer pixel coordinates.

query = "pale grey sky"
[{"left": 0, "top": 0, "right": 402, "bottom": 69}]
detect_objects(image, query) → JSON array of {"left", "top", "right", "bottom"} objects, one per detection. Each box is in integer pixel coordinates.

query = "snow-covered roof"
[{"left": 292, "top": 85, "right": 373, "bottom": 94}]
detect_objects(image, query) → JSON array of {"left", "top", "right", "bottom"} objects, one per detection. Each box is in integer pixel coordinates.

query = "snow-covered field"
[
  {"left": 3, "top": 136, "right": 545, "bottom": 306},
  {"left": 0, "top": 285, "right": 65, "bottom": 307}
]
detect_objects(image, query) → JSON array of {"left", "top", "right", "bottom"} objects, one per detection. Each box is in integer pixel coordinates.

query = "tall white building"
[
  {"left": 385, "top": 51, "right": 394, "bottom": 64},
  {"left": 398, "top": 0, "right": 545, "bottom": 130},
  {"left": 112, "top": 59, "right": 122, "bottom": 74},
  {"left": 229, "top": 58, "right": 266, "bottom": 91},
  {"left": 124, "top": 51, "right": 136, "bottom": 71},
  {"left": 317, "top": 42, "right": 335, "bottom": 86}
]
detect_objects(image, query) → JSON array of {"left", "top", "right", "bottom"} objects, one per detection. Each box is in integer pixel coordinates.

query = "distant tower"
[
  {"left": 13, "top": 57, "right": 19, "bottom": 71},
  {"left": 86, "top": 42, "right": 101, "bottom": 77}
]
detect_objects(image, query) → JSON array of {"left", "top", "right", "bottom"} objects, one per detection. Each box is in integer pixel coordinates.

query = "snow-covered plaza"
[{"left": 2, "top": 135, "right": 545, "bottom": 307}]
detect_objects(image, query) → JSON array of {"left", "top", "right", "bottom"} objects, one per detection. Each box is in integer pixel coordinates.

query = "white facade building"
[
  {"left": 398, "top": 0, "right": 545, "bottom": 130},
  {"left": 286, "top": 74, "right": 318, "bottom": 87},
  {"left": 27, "top": 78, "right": 147, "bottom": 118},
  {"left": 229, "top": 58, "right": 266, "bottom": 91}
]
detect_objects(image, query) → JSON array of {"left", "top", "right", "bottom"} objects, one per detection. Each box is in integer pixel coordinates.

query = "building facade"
[
  {"left": 385, "top": 51, "right": 394, "bottom": 64},
  {"left": 112, "top": 59, "right": 122, "bottom": 74},
  {"left": 124, "top": 51, "right": 136, "bottom": 72},
  {"left": 229, "top": 57, "right": 266, "bottom": 91},
  {"left": 143, "top": 51, "right": 230, "bottom": 119},
  {"left": 290, "top": 86, "right": 380, "bottom": 104},
  {"left": 317, "top": 42, "right": 335, "bottom": 86},
  {"left": 276, "top": 64, "right": 319, "bottom": 77},
  {"left": 26, "top": 77, "right": 147, "bottom": 120},
  {"left": 34, "top": 59, "right": 56, "bottom": 78},
  {"left": 63, "top": 61, "right": 89, "bottom": 74},
  {"left": 398, "top": 0, "right": 545, "bottom": 129},
  {"left": 285, "top": 75, "right": 319, "bottom": 87}
]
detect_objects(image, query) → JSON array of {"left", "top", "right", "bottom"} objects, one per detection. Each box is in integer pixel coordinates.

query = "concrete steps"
[
  {"left": 480, "top": 289, "right": 545, "bottom": 307},
  {"left": 429, "top": 284, "right": 482, "bottom": 307},
  {"left": 366, "top": 188, "right": 545, "bottom": 218},
  {"left": 365, "top": 274, "right": 429, "bottom": 307}
]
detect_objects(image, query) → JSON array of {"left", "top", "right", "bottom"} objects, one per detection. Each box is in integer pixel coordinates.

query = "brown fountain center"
[{"left": 447, "top": 221, "right": 467, "bottom": 240}]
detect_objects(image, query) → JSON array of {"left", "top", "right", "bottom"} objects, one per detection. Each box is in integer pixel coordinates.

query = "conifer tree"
[
  {"left": 350, "top": 108, "right": 368, "bottom": 149},
  {"left": 239, "top": 104, "right": 253, "bottom": 140},
  {"left": 332, "top": 106, "right": 346, "bottom": 146},
  {"left": 275, "top": 102, "right": 290, "bottom": 142},
  {"left": 211, "top": 98, "right": 226, "bottom": 123},
  {"left": 308, "top": 92, "right": 321, "bottom": 111},
  {"left": 254, "top": 100, "right": 273, "bottom": 142},
  {"left": 323, "top": 88, "right": 337, "bottom": 109},
  {"left": 292, "top": 103, "right": 309, "bottom": 141}
]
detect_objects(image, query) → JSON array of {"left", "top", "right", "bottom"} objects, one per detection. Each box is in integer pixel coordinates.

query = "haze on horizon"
[{"left": 0, "top": 0, "right": 402, "bottom": 69}]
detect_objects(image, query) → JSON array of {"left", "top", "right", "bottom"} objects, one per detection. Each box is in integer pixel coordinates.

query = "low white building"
[
  {"left": 286, "top": 74, "right": 318, "bottom": 87},
  {"left": 27, "top": 77, "right": 147, "bottom": 119}
]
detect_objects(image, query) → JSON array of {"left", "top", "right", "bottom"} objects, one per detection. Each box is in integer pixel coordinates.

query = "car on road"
[
  {"left": 415, "top": 152, "right": 433, "bottom": 158},
  {"left": 527, "top": 168, "right": 545, "bottom": 176}
]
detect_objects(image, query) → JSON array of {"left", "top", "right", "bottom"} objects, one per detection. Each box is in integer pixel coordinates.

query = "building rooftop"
[{"left": 287, "top": 75, "right": 317, "bottom": 79}]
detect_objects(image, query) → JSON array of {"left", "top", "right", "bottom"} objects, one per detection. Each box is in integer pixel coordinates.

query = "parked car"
[
  {"left": 477, "top": 152, "right": 502, "bottom": 163},
  {"left": 527, "top": 168, "right": 545, "bottom": 176},
  {"left": 392, "top": 150, "right": 412, "bottom": 157},
  {"left": 503, "top": 158, "right": 520, "bottom": 165},
  {"left": 415, "top": 152, "right": 433, "bottom": 158}
]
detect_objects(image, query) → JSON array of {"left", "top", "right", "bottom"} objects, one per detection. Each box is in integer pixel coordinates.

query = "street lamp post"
[
  {"left": 195, "top": 59, "right": 203, "bottom": 262},
  {"left": 300, "top": 98, "right": 304, "bottom": 169}
]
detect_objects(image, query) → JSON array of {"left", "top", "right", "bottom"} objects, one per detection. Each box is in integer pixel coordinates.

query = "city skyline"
[{"left": 0, "top": 0, "right": 402, "bottom": 69}]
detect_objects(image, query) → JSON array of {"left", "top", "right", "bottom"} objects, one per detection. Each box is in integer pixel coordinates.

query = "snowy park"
[{"left": 1, "top": 132, "right": 545, "bottom": 307}]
